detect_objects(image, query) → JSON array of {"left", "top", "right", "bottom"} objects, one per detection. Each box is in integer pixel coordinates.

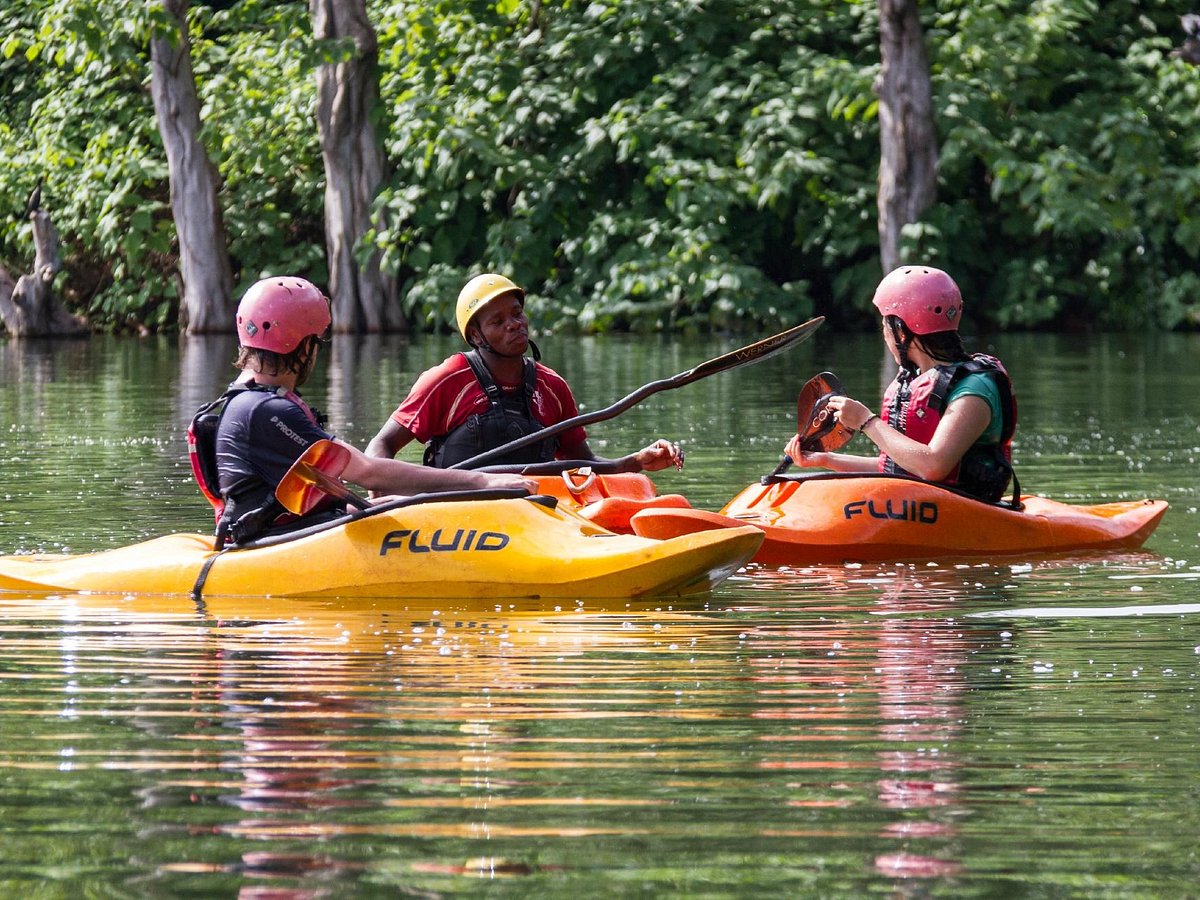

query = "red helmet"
[
  {"left": 871, "top": 266, "right": 962, "bottom": 334},
  {"left": 236, "top": 277, "right": 331, "bottom": 354}
]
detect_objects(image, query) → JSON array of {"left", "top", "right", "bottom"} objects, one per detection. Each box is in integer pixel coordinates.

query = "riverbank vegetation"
[{"left": 1, "top": 0, "right": 1197, "bottom": 335}]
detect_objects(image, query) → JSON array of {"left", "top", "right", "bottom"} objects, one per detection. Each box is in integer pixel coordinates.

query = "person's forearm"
[
  {"left": 378, "top": 460, "right": 493, "bottom": 494},
  {"left": 364, "top": 436, "right": 393, "bottom": 459},
  {"left": 817, "top": 451, "right": 879, "bottom": 473}
]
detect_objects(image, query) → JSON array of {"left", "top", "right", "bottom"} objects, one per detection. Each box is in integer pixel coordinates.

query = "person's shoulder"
[
  {"left": 419, "top": 352, "right": 471, "bottom": 379},
  {"left": 950, "top": 370, "right": 1002, "bottom": 401},
  {"left": 224, "top": 385, "right": 277, "bottom": 412},
  {"left": 533, "top": 360, "right": 572, "bottom": 389},
  {"left": 225, "top": 389, "right": 319, "bottom": 435},
  {"left": 408, "top": 352, "right": 470, "bottom": 389}
]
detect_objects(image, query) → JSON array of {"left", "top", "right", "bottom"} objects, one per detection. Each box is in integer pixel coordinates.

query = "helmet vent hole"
[{"left": 933, "top": 306, "right": 942, "bottom": 314}]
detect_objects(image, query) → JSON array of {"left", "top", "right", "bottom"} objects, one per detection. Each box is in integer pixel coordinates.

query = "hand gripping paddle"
[{"left": 768, "top": 371, "right": 856, "bottom": 477}]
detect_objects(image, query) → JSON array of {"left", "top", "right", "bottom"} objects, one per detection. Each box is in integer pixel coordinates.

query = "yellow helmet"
[{"left": 455, "top": 273, "right": 525, "bottom": 342}]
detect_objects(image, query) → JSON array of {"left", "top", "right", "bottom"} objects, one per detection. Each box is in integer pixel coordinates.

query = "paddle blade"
[
  {"left": 797, "top": 371, "right": 856, "bottom": 453},
  {"left": 452, "top": 316, "right": 824, "bottom": 471},
  {"left": 275, "top": 439, "right": 365, "bottom": 515},
  {"left": 687, "top": 316, "right": 824, "bottom": 382}
]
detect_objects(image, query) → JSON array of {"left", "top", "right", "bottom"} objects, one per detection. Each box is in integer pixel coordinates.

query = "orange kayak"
[
  {"left": 531, "top": 470, "right": 691, "bottom": 533},
  {"left": 630, "top": 473, "right": 1168, "bottom": 565}
]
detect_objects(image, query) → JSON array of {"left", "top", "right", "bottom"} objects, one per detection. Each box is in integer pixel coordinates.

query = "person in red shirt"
[{"left": 366, "top": 273, "right": 683, "bottom": 472}]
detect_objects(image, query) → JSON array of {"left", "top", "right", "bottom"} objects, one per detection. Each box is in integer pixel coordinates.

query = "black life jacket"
[
  {"left": 424, "top": 351, "right": 559, "bottom": 468},
  {"left": 880, "top": 354, "right": 1021, "bottom": 505},
  {"left": 187, "top": 381, "right": 331, "bottom": 548},
  {"left": 188, "top": 382, "right": 254, "bottom": 521}
]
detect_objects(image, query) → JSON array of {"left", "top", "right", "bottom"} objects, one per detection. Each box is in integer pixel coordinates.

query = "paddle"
[
  {"left": 768, "top": 371, "right": 856, "bottom": 477},
  {"left": 476, "top": 458, "right": 647, "bottom": 476},
  {"left": 275, "top": 439, "right": 371, "bottom": 515},
  {"left": 450, "top": 315, "right": 825, "bottom": 470}
]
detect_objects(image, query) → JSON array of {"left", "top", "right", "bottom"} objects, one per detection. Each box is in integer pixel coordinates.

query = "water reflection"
[
  {"left": 2, "top": 547, "right": 1200, "bottom": 894},
  {"left": 737, "top": 566, "right": 1010, "bottom": 883},
  {"left": 871, "top": 593, "right": 968, "bottom": 881},
  {"left": 0, "top": 591, "right": 739, "bottom": 888},
  {"left": 1, "top": 330, "right": 1199, "bottom": 894},
  {"left": 177, "top": 334, "right": 237, "bottom": 430}
]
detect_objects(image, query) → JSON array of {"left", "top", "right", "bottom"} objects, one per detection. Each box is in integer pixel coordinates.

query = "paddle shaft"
[
  {"left": 451, "top": 316, "right": 824, "bottom": 470},
  {"left": 476, "top": 458, "right": 632, "bottom": 476},
  {"left": 769, "top": 455, "right": 794, "bottom": 478},
  {"left": 304, "top": 464, "right": 371, "bottom": 510}
]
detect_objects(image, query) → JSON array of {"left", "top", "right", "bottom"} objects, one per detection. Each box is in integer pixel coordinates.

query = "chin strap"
[{"left": 472, "top": 339, "right": 541, "bottom": 362}]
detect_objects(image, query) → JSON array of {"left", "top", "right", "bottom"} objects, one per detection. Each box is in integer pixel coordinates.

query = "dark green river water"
[{"left": 1, "top": 330, "right": 1197, "bottom": 896}]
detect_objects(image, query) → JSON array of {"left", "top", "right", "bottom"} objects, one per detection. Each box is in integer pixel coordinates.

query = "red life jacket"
[
  {"left": 879, "top": 354, "right": 1018, "bottom": 503},
  {"left": 188, "top": 385, "right": 247, "bottom": 522}
]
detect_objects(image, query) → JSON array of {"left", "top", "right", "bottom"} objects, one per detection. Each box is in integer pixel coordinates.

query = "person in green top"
[{"left": 785, "top": 265, "right": 1017, "bottom": 503}]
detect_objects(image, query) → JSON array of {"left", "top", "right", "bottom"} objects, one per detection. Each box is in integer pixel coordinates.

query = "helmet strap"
[
  {"left": 887, "top": 317, "right": 918, "bottom": 375},
  {"left": 469, "top": 329, "right": 539, "bottom": 362}
]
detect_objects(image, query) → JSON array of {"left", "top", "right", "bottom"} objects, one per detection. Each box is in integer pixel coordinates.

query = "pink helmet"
[
  {"left": 871, "top": 266, "right": 962, "bottom": 334},
  {"left": 236, "top": 276, "right": 331, "bottom": 353}
]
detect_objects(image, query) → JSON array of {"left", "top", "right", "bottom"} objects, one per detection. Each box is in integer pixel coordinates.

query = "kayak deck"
[
  {"left": 630, "top": 473, "right": 1168, "bottom": 565},
  {"left": 0, "top": 494, "right": 763, "bottom": 600},
  {"left": 530, "top": 471, "right": 691, "bottom": 533}
]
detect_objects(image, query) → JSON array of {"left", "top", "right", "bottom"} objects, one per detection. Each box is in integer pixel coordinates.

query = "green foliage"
[
  {"left": 0, "top": 0, "right": 174, "bottom": 329},
  {"left": 371, "top": 0, "right": 878, "bottom": 333},
  {"left": 192, "top": 1, "right": 327, "bottom": 296},
  {"left": 0, "top": 0, "right": 324, "bottom": 330},
  {"left": 921, "top": 0, "right": 1200, "bottom": 329},
  {"left": 2, "top": 0, "right": 1198, "bottom": 333}
]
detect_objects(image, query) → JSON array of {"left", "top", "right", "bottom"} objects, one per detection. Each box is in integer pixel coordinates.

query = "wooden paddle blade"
[
  {"left": 797, "top": 371, "right": 856, "bottom": 454},
  {"left": 796, "top": 371, "right": 839, "bottom": 428},
  {"left": 275, "top": 439, "right": 366, "bottom": 515}
]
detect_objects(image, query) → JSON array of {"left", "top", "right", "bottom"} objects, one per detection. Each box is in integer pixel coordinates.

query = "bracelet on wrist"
[{"left": 859, "top": 414, "right": 879, "bottom": 433}]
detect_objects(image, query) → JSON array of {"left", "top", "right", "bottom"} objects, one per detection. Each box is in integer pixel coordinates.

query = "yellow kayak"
[{"left": 0, "top": 493, "right": 762, "bottom": 600}]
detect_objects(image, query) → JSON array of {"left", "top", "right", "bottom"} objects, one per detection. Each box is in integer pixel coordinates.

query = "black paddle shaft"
[{"left": 450, "top": 316, "right": 825, "bottom": 470}]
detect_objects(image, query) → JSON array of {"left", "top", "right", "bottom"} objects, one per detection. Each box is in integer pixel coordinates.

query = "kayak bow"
[{"left": 530, "top": 470, "right": 692, "bottom": 533}]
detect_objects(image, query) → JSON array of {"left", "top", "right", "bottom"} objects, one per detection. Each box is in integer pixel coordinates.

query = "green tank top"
[{"left": 946, "top": 372, "right": 1003, "bottom": 444}]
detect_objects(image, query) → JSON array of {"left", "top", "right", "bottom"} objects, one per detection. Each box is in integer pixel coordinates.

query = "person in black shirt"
[{"left": 194, "top": 276, "right": 533, "bottom": 545}]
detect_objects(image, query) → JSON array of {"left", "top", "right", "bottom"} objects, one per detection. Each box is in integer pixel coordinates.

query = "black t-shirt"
[{"left": 215, "top": 388, "right": 332, "bottom": 511}]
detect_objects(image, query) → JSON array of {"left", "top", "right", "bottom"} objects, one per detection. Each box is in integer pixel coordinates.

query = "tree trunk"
[
  {"left": 310, "top": 0, "right": 400, "bottom": 333},
  {"left": 0, "top": 208, "right": 88, "bottom": 337},
  {"left": 150, "top": 0, "right": 234, "bottom": 334},
  {"left": 875, "top": 0, "right": 938, "bottom": 275}
]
